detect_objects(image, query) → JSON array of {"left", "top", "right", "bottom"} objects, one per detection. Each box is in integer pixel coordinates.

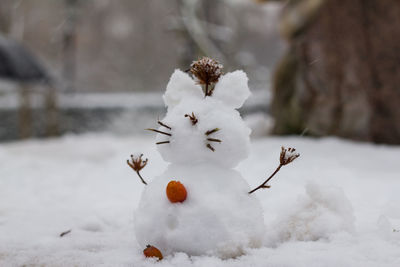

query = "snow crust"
[{"left": 1, "top": 135, "right": 400, "bottom": 266}]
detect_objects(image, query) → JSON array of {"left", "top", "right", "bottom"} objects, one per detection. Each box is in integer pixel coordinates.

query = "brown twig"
[
  {"left": 184, "top": 112, "right": 198, "bottom": 125},
  {"left": 205, "top": 128, "right": 220, "bottom": 136},
  {"left": 60, "top": 229, "right": 71, "bottom": 237},
  {"left": 248, "top": 147, "right": 300, "bottom": 194},
  {"left": 206, "top": 144, "right": 215, "bottom": 152},
  {"left": 156, "top": 141, "right": 170, "bottom": 145},
  {"left": 207, "top": 138, "right": 221, "bottom": 143},
  {"left": 127, "top": 154, "right": 148, "bottom": 185},
  {"left": 157, "top": 121, "right": 172, "bottom": 130},
  {"left": 146, "top": 128, "right": 171, "bottom": 136},
  {"left": 136, "top": 171, "right": 147, "bottom": 185},
  {"left": 248, "top": 165, "right": 281, "bottom": 194},
  {"left": 208, "top": 84, "right": 216, "bottom": 96}
]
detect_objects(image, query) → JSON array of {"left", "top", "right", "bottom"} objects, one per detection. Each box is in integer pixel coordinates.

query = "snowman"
[{"left": 128, "top": 58, "right": 298, "bottom": 259}]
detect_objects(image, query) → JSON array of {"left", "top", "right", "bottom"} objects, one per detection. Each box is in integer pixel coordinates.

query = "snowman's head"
[{"left": 154, "top": 69, "right": 251, "bottom": 169}]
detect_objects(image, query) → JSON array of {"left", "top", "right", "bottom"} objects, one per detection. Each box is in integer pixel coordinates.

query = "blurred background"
[{"left": 0, "top": 0, "right": 399, "bottom": 144}]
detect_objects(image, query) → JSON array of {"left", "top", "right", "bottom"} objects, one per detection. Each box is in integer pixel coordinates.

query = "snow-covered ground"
[{"left": 0, "top": 134, "right": 399, "bottom": 266}]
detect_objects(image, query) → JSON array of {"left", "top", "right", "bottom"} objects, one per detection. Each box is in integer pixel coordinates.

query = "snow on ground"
[{"left": 0, "top": 134, "right": 399, "bottom": 266}]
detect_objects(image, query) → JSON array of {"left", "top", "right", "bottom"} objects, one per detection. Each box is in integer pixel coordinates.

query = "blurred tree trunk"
[
  {"left": 18, "top": 84, "right": 32, "bottom": 139},
  {"left": 44, "top": 85, "right": 59, "bottom": 136},
  {"left": 63, "top": 0, "right": 78, "bottom": 92},
  {"left": 272, "top": 0, "right": 400, "bottom": 144}
]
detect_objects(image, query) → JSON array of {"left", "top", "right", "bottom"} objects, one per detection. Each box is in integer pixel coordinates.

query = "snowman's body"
[{"left": 134, "top": 69, "right": 265, "bottom": 258}]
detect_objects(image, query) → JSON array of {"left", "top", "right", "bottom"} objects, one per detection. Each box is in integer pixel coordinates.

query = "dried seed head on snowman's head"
[
  {"left": 189, "top": 57, "right": 223, "bottom": 97},
  {"left": 157, "top": 64, "right": 252, "bottom": 169}
]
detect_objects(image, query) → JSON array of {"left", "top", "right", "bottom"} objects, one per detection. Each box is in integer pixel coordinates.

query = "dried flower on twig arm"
[
  {"left": 127, "top": 154, "right": 148, "bottom": 185},
  {"left": 190, "top": 57, "right": 223, "bottom": 97},
  {"left": 248, "top": 147, "right": 300, "bottom": 194},
  {"left": 279, "top": 147, "right": 299, "bottom": 166}
]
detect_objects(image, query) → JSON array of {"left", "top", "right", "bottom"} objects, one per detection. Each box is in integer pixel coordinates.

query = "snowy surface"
[{"left": 1, "top": 134, "right": 400, "bottom": 266}]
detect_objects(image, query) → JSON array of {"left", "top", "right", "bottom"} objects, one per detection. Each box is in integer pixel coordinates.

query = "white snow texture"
[
  {"left": 1, "top": 135, "right": 400, "bottom": 266},
  {"left": 134, "top": 164, "right": 265, "bottom": 258},
  {"left": 266, "top": 182, "right": 355, "bottom": 245},
  {"left": 159, "top": 70, "right": 251, "bottom": 168}
]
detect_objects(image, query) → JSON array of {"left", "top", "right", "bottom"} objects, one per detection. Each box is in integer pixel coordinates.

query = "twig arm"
[
  {"left": 136, "top": 171, "right": 148, "bottom": 185},
  {"left": 249, "top": 146, "right": 300, "bottom": 194},
  {"left": 248, "top": 164, "right": 282, "bottom": 194}
]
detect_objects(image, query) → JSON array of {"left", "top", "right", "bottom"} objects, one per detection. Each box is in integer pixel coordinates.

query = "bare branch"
[
  {"left": 249, "top": 147, "right": 300, "bottom": 194},
  {"left": 248, "top": 164, "right": 282, "bottom": 194}
]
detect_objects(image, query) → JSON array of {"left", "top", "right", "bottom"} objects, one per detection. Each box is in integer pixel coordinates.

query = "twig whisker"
[
  {"left": 156, "top": 141, "right": 170, "bottom": 145},
  {"left": 206, "top": 144, "right": 215, "bottom": 152},
  {"left": 146, "top": 128, "right": 172, "bottom": 136},
  {"left": 207, "top": 138, "right": 221, "bottom": 143},
  {"left": 157, "top": 121, "right": 172, "bottom": 130},
  {"left": 205, "top": 128, "right": 220, "bottom": 136}
]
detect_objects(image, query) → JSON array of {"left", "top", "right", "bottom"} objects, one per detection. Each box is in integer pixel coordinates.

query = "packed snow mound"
[
  {"left": 266, "top": 182, "right": 355, "bottom": 244},
  {"left": 134, "top": 163, "right": 265, "bottom": 258}
]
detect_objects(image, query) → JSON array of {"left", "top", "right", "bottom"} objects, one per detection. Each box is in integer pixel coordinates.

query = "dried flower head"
[
  {"left": 127, "top": 154, "right": 148, "bottom": 171},
  {"left": 127, "top": 154, "right": 148, "bottom": 185},
  {"left": 190, "top": 57, "right": 223, "bottom": 96},
  {"left": 280, "top": 147, "right": 300, "bottom": 166}
]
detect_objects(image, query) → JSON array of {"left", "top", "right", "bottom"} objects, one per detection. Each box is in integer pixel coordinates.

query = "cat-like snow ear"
[
  {"left": 163, "top": 69, "right": 203, "bottom": 109},
  {"left": 212, "top": 70, "right": 251, "bottom": 109}
]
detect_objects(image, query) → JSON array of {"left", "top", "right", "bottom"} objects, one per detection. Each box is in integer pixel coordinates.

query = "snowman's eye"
[
  {"left": 184, "top": 112, "right": 198, "bottom": 125},
  {"left": 204, "top": 128, "right": 222, "bottom": 152}
]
